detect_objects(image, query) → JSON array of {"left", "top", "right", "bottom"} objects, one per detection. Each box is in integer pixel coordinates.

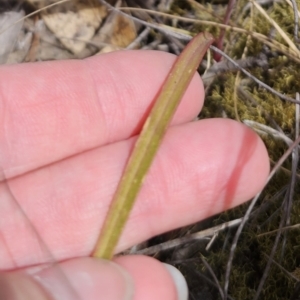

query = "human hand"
[{"left": 0, "top": 50, "right": 269, "bottom": 299}]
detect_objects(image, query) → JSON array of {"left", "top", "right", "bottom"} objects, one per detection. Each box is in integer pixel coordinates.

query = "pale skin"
[{"left": 0, "top": 50, "right": 269, "bottom": 300}]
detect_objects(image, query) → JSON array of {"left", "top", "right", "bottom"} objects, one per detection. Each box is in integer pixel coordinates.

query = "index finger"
[{"left": 0, "top": 51, "right": 204, "bottom": 178}]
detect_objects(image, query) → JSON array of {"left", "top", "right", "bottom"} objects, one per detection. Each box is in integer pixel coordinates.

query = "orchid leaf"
[{"left": 92, "top": 32, "right": 214, "bottom": 259}]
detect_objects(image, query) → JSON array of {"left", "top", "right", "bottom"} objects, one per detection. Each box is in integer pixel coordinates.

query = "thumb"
[
  {"left": 0, "top": 271, "right": 52, "bottom": 300},
  {"left": 0, "top": 257, "right": 134, "bottom": 300}
]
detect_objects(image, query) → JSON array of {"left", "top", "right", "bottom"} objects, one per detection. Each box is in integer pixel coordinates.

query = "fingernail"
[
  {"left": 33, "top": 258, "right": 134, "bottom": 300},
  {"left": 162, "top": 263, "right": 188, "bottom": 300}
]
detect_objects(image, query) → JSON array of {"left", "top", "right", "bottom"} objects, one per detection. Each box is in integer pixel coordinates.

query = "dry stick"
[
  {"left": 233, "top": 3, "right": 254, "bottom": 122},
  {"left": 200, "top": 255, "right": 225, "bottom": 300},
  {"left": 224, "top": 133, "right": 300, "bottom": 299},
  {"left": 283, "top": 95, "right": 299, "bottom": 237},
  {"left": 135, "top": 219, "right": 241, "bottom": 255},
  {"left": 92, "top": 32, "right": 214, "bottom": 260},
  {"left": 202, "top": 54, "right": 269, "bottom": 85},
  {"left": 238, "top": 86, "right": 283, "bottom": 132},
  {"left": 257, "top": 223, "right": 300, "bottom": 237},
  {"left": 279, "top": 94, "right": 299, "bottom": 257},
  {"left": 98, "top": 0, "right": 192, "bottom": 41},
  {"left": 120, "top": 6, "right": 300, "bottom": 63},
  {"left": 250, "top": 0, "right": 300, "bottom": 53},
  {"left": 7, "top": 2, "right": 297, "bottom": 64},
  {"left": 126, "top": 27, "right": 150, "bottom": 50},
  {"left": 250, "top": 186, "right": 287, "bottom": 225},
  {"left": 178, "top": 261, "right": 236, "bottom": 300},
  {"left": 214, "top": 0, "right": 237, "bottom": 61},
  {"left": 243, "top": 120, "right": 300, "bottom": 149},
  {"left": 262, "top": 252, "right": 300, "bottom": 282},
  {"left": 289, "top": 0, "right": 300, "bottom": 43},
  {"left": 99, "top": 1, "right": 300, "bottom": 104},
  {"left": 187, "top": 0, "right": 225, "bottom": 23},
  {"left": 211, "top": 46, "right": 300, "bottom": 104},
  {"left": 254, "top": 191, "right": 290, "bottom": 300},
  {"left": 246, "top": 98, "right": 300, "bottom": 282}
]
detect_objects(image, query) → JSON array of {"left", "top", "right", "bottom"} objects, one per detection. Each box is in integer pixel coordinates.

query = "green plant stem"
[{"left": 92, "top": 32, "right": 214, "bottom": 260}]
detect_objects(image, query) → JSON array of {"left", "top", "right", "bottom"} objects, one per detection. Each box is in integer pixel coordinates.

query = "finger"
[
  {"left": 0, "top": 51, "right": 203, "bottom": 178},
  {"left": 1, "top": 118, "right": 269, "bottom": 269},
  {"left": 0, "top": 256, "right": 184, "bottom": 300},
  {"left": 113, "top": 255, "right": 187, "bottom": 300}
]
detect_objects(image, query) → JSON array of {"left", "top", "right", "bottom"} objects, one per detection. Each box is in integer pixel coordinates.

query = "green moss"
[{"left": 158, "top": 1, "right": 300, "bottom": 299}]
